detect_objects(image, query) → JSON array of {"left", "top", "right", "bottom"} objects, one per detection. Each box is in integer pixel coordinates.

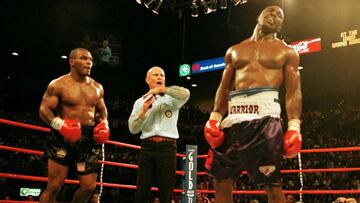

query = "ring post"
[{"left": 184, "top": 145, "right": 198, "bottom": 203}]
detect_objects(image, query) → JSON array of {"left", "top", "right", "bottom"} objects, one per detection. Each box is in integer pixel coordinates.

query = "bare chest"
[
  {"left": 232, "top": 42, "right": 287, "bottom": 69},
  {"left": 60, "top": 84, "right": 101, "bottom": 107}
]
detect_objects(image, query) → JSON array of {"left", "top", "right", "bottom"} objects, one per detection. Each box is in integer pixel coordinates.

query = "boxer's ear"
[{"left": 145, "top": 75, "right": 150, "bottom": 86}]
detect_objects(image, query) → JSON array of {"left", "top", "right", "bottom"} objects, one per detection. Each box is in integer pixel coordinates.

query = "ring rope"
[
  {"left": 1, "top": 118, "right": 360, "bottom": 157},
  {"left": 0, "top": 200, "right": 39, "bottom": 203},
  {"left": 0, "top": 118, "right": 190, "bottom": 157},
  {"left": 0, "top": 118, "right": 50, "bottom": 132},
  {"left": 1, "top": 172, "right": 360, "bottom": 195},
  {"left": 2, "top": 117, "right": 360, "bottom": 198},
  {"left": 2, "top": 145, "right": 360, "bottom": 175}
]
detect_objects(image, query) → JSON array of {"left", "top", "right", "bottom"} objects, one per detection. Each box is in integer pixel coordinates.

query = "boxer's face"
[
  {"left": 146, "top": 66, "right": 165, "bottom": 89},
  {"left": 70, "top": 50, "right": 93, "bottom": 76},
  {"left": 258, "top": 6, "right": 284, "bottom": 34}
]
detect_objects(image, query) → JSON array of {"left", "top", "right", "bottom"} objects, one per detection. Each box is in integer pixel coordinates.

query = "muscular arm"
[
  {"left": 39, "top": 82, "right": 60, "bottom": 124},
  {"left": 284, "top": 48, "right": 302, "bottom": 121},
  {"left": 95, "top": 84, "right": 108, "bottom": 123},
  {"left": 213, "top": 50, "right": 235, "bottom": 116}
]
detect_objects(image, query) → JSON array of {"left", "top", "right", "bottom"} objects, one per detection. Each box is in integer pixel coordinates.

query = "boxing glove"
[
  {"left": 204, "top": 112, "right": 224, "bottom": 148},
  {"left": 93, "top": 121, "right": 110, "bottom": 144},
  {"left": 283, "top": 119, "right": 302, "bottom": 158},
  {"left": 204, "top": 149, "right": 214, "bottom": 170},
  {"left": 50, "top": 117, "right": 81, "bottom": 144}
]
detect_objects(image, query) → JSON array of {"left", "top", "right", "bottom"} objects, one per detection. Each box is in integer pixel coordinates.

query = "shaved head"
[
  {"left": 146, "top": 66, "right": 164, "bottom": 79},
  {"left": 69, "top": 48, "right": 90, "bottom": 59}
]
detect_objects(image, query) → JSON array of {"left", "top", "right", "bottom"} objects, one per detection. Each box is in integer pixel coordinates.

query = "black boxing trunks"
[
  {"left": 46, "top": 125, "right": 101, "bottom": 175},
  {"left": 206, "top": 87, "right": 283, "bottom": 186}
]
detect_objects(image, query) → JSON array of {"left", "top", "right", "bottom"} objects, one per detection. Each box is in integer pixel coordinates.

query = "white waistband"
[
  {"left": 229, "top": 88, "right": 279, "bottom": 102},
  {"left": 221, "top": 89, "right": 281, "bottom": 128}
]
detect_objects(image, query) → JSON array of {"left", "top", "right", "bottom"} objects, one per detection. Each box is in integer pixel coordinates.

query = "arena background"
[
  {"left": 1, "top": 0, "right": 360, "bottom": 202},
  {"left": 1, "top": 0, "right": 360, "bottom": 108}
]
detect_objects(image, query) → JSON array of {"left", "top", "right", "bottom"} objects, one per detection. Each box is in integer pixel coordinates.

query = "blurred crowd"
[
  {"left": 78, "top": 33, "right": 122, "bottom": 68},
  {"left": 0, "top": 93, "right": 359, "bottom": 202}
]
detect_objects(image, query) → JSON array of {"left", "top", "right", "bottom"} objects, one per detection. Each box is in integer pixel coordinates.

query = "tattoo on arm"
[{"left": 39, "top": 83, "right": 58, "bottom": 124}]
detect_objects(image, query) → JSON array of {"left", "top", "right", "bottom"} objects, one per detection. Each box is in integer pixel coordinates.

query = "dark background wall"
[{"left": 1, "top": 0, "right": 360, "bottom": 112}]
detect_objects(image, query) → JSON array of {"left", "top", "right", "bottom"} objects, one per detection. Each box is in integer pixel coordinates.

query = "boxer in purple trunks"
[
  {"left": 206, "top": 87, "right": 284, "bottom": 185},
  {"left": 203, "top": 6, "right": 302, "bottom": 203}
]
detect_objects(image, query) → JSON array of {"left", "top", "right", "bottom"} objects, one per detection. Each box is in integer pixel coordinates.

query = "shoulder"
[
  {"left": 284, "top": 43, "right": 299, "bottom": 59},
  {"left": 272, "top": 39, "right": 299, "bottom": 59},
  {"left": 48, "top": 74, "right": 69, "bottom": 88},
  {"left": 276, "top": 40, "right": 299, "bottom": 65},
  {"left": 225, "top": 39, "right": 252, "bottom": 58},
  {"left": 90, "top": 78, "right": 104, "bottom": 90},
  {"left": 45, "top": 75, "right": 69, "bottom": 95},
  {"left": 226, "top": 39, "right": 250, "bottom": 53},
  {"left": 276, "top": 39, "right": 298, "bottom": 53},
  {"left": 132, "top": 97, "right": 144, "bottom": 108},
  {"left": 225, "top": 40, "right": 249, "bottom": 63}
]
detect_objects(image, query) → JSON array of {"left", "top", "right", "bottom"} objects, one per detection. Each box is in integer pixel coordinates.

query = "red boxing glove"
[
  {"left": 93, "top": 121, "right": 110, "bottom": 144},
  {"left": 283, "top": 130, "right": 302, "bottom": 158},
  {"left": 50, "top": 117, "right": 81, "bottom": 144},
  {"left": 204, "top": 120, "right": 224, "bottom": 148},
  {"left": 204, "top": 149, "right": 214, "bottom": 170}
]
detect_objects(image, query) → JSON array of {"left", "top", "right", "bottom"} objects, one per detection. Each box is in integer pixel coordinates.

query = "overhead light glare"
[
  {"left": 219, "top": 0, "right": 227, "bottom": 9},
  {"left": 144, "top": 0, "right": 156, "bottom": 9},
  {"left": 233, "top": 0, "right": 247, "bottom": 6},
  {"left": 191, "top": 2, "right": 199, "bottom": 17},
  {"left": 200, "top": 0, "right": 211, "bottom": 14},
  {"left": 152, "top": 0, "right": 163, "bottom": 14}
]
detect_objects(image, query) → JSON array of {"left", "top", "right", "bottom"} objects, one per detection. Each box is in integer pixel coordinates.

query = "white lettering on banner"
[
  {"left": 188, "top": 150, "right": 194, "bottom": 191},
  {"left": 189, "top": 151, "right": 193, "bottom": 161},
  {"left": 332, "top": 41, "right": 348, "bottom": 48},
  {"left": 292, "top": 41, "right": 309, "bottom": 52},
  {"left": 188, "top": 180, "right": 193, "bottom": 189},
  {"left": 20, "top": 188, "right": 41, "bottom": 196},
  {"left": 214, "top": 62, "right": 225, "bottom": 68},
  {"left": 185, "top": 146, "right": 197, "bottom": 203},
  {"left": 332, "top": 29, "right": 360, "bottom": 48},
  {"left": 291, "top": 38, "right": 321, "bottom": 54},
  {"left": 189, "top": 162, "right": 193, "bottom": 189},
  {"left": 200, "top": 65, "right": 211, "bottom": 71},
  {"left": 200, "top": 63, "right": 225, "bottom": 71},
  {"left": 349, "top": 38, "right": 360, "bottom": 45}
]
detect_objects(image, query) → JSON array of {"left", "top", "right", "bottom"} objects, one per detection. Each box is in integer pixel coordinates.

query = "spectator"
[
  {"left": 152, "top": 197, "right": 160, "bottom": 203},
  {"left": 346, "top": 198, "right": 358, "bottom": 203},
  {"left": 80, "top": 35, "right": 98, "bottom": 56},
  {"left": 99, "top": 40, "right": 112, "bottom": 65},
  {"left": 90, "top": 191, "right": 100, "bottom": 203},
  {"left": 286, "top": 195, "right": 296, "bottom": 203},
  {"left": 333, "top": 197, "right": 347, "bottom": 203}
]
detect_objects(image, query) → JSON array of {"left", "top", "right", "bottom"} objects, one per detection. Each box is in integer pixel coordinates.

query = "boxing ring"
[{"left": 1, "top": 117, "right": 360, "bottom": 202}]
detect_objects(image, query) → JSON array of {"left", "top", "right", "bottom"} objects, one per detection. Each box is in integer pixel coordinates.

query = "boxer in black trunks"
[
  {"left": 204, "top": 6, "right": 302, "bottom": 203},
  {"left": 39, "top": 48, "right": 110, "bottom": 203}
]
